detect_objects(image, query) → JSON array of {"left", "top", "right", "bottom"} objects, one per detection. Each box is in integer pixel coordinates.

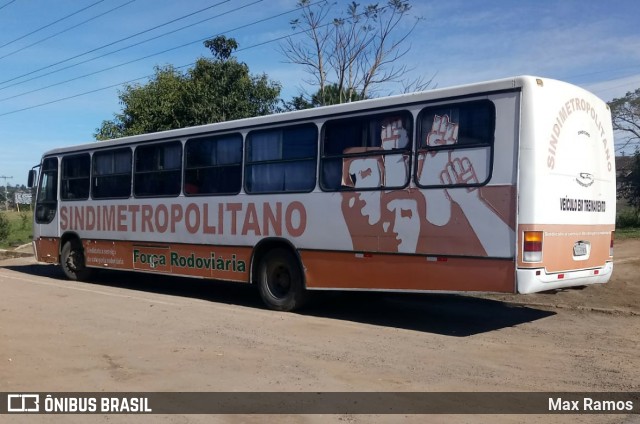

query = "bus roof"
[{"left": 41, "top": 75, "right": 553, "bottom": 157}]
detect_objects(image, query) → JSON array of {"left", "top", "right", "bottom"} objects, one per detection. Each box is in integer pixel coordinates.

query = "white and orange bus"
[{"left": 28, "top": 76, "right": 616, "bottom": 311}]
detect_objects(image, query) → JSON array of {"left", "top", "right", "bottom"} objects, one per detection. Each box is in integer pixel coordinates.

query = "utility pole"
[{"left": 0, "top": 175, "right": 13, "bottom": 211}]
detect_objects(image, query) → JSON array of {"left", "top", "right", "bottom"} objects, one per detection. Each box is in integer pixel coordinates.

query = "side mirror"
[{"left": 27, "top": 169, "right": 37, "bottom": 188}]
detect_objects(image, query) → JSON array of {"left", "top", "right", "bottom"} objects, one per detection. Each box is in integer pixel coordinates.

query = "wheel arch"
[
  {"left": 59, "top": 231, "right": 83, "bottom": 259},
  {"left": 250, "top": 237, "right": 306, "bottom": 288},
  {"left": 59, "top": 231, "right": 94, "bottom": 281}
]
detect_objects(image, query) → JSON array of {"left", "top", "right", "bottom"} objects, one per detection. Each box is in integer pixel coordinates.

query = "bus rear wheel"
[
  {"left": 61, "top": 240, "right": 93, "bottom": 281},
  {"left": 258, "top": 248, "right": 308, "bottom": 312}
]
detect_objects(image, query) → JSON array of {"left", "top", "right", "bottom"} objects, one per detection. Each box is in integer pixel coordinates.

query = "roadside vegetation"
[
  {"left": 0, "top": 210, "right": 33, "bottom": 249},
  {"left": 616, "top": 208, "right": 640, "bottom": 239}
]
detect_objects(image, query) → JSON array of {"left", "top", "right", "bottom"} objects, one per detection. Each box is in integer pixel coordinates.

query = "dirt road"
[{"left": 1, "top": 240, "right": 639, "bottom": 423}]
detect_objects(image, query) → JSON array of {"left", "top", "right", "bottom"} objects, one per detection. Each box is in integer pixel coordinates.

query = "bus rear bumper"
[{"left": 517, "top": 261, "right": 613, "bottom": 294}]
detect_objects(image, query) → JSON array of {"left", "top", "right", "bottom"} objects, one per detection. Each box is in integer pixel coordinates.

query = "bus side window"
[
  {"left": 61, "top": 154, "right": 90, "bottom": 201},
  {"left": 415, "top": 100, "right": 495, "bottom": 189},
  {"left": 134, "top": 141, "right": 182, "bottom": 197},
  {"left": 92, "top": 148, "right": 132, "bottom": 199},
  {"left": 320, "top": 112, "right": 412, "bottom": 191},
  {"left": 245, "top": 124, "right": 317, "bottom": 194},
  {"left": 184, "top": 133, "right": 243, "bottom": 196}
]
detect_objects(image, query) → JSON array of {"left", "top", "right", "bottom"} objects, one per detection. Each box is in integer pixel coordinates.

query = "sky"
[{"left": 0, "top": 0, "right": 639, "bottom": 186}]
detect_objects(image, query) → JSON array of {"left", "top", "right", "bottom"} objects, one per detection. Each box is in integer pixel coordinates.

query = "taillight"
[
  {"left": 610, "top": 231, "right": 614, "bottom": 257},
  {"left": 523, "top": 231, "right": 543, "bottom": 262}
]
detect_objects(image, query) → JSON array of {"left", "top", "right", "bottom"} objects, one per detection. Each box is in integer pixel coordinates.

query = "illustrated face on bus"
[
  {"left": 386, "top": 197, "right": 420, "bottom": 253},
  {"left": 348, "top": 157, "right": 383, "bottom": 188}
]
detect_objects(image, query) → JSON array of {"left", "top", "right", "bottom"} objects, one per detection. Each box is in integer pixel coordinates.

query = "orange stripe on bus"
[
  {"left": 81, "top": 240, "right": 251, "bottom": 282},
  {"left": 300, "top": 250, "right": 515, "bottom": 292},
  {"left": 34, "top": 237, "right": 59, "bottom": 264}
]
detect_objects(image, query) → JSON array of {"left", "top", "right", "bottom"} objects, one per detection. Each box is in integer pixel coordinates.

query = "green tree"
[
  {"left": 618, "top": 149, "right": 640, "bottom": 218},
  {"left": 204, "top": 36, "right": 238, "bottom": 61},
  {"left": 281, "top": 0, "right": 432, "bottom": 108},
  {"left": 610, "top": 89, "right": 640, "bottom": 218},
  {"left": 95, "top": 36, "right": 281, "bottom": 140},
  {"left": 0, "top": 212, "right": 9, "bottom": 242},
  {"left": 282, "top": 83, "right": 369, "bottom": 111}
]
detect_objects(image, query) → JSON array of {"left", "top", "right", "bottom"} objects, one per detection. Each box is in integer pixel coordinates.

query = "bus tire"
[
  {"left": 61, "top": 240, "right": 93, "bottom": 281},
  {"left": 258, "top": 248, "right": 308, "bottom": 311}
]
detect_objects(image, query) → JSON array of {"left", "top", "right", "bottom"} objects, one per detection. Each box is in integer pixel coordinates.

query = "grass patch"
[
  {"left": 616, "top": 227, "right": 640, "bottom": 240},
  {"left": 616, "top": 208, "right": 640, "bottom": 239},
  {"left": 0, "top": 210, "right": 33, "bottom": 249},
  {"left": 617, "top": 208, "right": 640, "bottom": 228}
]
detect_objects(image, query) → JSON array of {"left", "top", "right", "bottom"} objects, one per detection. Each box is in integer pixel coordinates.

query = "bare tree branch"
[
  {"left": 609, "top": 88, "right": 640, "bottom": 152},
  {"left": 280, "top": 0, "right": 432, "bottom": 106}
]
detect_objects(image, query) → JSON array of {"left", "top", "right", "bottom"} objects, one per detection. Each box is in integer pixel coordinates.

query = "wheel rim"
[
  {"left": 66, "top": 248, "right": 82, "bottom": 272},
  {"left": 267, "top": 263, "right": 291, "bottom": 299}
]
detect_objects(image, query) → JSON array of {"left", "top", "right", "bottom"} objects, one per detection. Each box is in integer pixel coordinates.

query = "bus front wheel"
[
  {"left": 61, "top": 240, "right": 93, "bottom": 281},
  {"left": 258, "top": 248, "right": 308, "bottom": 311}
]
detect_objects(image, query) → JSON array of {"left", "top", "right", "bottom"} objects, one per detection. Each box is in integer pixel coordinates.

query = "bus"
[{"left": 27, "top": 76, "right": 616, "bottom": 311}]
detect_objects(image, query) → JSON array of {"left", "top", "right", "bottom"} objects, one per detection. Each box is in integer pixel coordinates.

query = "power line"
[
  {"left": 0, "top": 10, "right": 328, "bottom": 118},
  {"left": 0, "top": 0, "right": 263, "bottom": 95},
  {"left": 598, "top": 78, "right": 640, "bottom": 95},
  {"left": 559, "top": 67, "right": 640, "bottom": 86},
  {"left": 0, "top": 0, "right": 106, "bottom": 50},
  {"left": 0, "top": 0, "right": 326, "bottom": 103},
  {"left": 0, "top": 74, "right": 153, "bottom": 118},
  {"left": 0, "top": 0, "right": 232, "bottom": 87},
  {"left": 0, "top": 0, "right": 17, "bottom": 12},
  {"left": 0, "top": 0, "right": 137, "bottom": 61},
  {"left": 0, "top": 0, "right": 353, "bottom": 117}
]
